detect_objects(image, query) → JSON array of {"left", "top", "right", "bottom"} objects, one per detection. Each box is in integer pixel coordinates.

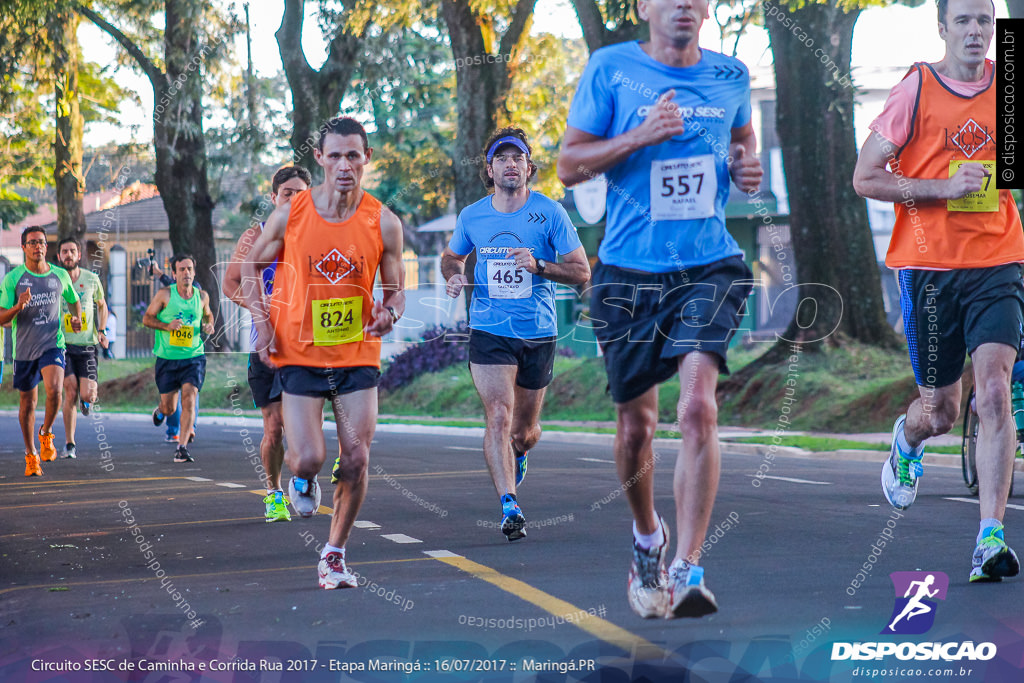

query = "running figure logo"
[{"left": 882, "top": 571, "right": 949, "bottom": 635}]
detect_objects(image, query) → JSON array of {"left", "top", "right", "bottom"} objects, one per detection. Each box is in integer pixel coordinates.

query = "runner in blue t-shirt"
[
  {"left": 557, "top": 0, "right": 763, "bottom": 619},
  {"left": 443, "top": 127, "right": 590, "bottom": 542}
]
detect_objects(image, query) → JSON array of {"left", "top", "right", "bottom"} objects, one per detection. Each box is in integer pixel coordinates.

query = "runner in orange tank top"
[
  {"left": 242, "top": 117, "right": 405, "bottom": 590},
  {"left": 853, "top": 0, "right": 1020, "bottom": 584}
]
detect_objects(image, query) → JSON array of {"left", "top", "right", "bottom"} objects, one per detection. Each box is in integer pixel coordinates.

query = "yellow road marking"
[
  {"left": 0, "top": 557, "right": 434, "bottom": 597},
  {"left": 427, "top": 551, "right": 669, "bottom": 661}
]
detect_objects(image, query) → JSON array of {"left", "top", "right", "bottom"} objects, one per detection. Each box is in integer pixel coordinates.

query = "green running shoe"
[
  {"left": 970, "top": 524, "right": 1019, "bottom": 582},
  {"left": 264, "top": 490, "right": 292, "bottom": 523},
  {"left": 331, "top": 455, "right": 342, "bottom": 485}
]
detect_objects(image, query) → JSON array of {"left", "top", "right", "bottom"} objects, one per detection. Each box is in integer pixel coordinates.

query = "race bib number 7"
[
  {"left": 63, "top": 311, "right": 87, "bottom": 334},
  {"left": 650, "top": 155, "right": 717, "bottom": 221},
  {"left": 947, "top": 160, "right": 997, "bottom": 212},
  {"left": 169, "top": 325, "right": 194, "bottom": 347},
  {"left": 312, "top": 297, "right": 363, "bottom": 345}
]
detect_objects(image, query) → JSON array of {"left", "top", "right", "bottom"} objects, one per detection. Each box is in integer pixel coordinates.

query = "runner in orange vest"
[
  {"left": 853, "top": 0, "right": 1021, "bottom": 583},
  {"left": 242, "top": 117, "right": 405, "bottom": 590}
]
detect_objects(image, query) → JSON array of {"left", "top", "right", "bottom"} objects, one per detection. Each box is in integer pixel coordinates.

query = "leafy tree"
[
  {"left": 569, "top": 0, "right": 647, "bottom": 51},
  {"left": 76, "top": 0, "right": 239, "bottom": 333}
]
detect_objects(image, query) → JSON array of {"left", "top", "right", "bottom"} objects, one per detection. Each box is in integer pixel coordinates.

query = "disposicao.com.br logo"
[{"left": 831, "top": 571, "right": 997, "bottom": 663}]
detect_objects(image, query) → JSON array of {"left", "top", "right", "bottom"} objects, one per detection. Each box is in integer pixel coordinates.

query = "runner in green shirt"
[
  {"left": 0, "top": 228, "right": 81, "bottom": 476},
  {"left": 57, "top": 238, "right": 109, "bottom": 458},
  {"left": 142, "top": 254, "right": 214, "bottom": 464}
]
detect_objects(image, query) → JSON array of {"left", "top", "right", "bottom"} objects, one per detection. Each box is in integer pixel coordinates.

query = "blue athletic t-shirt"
[
  {"left": 449, "top": 191, "right": 583, "bottom": 339},
  {"left": 567, "top": 41, "right": 752, "bottom": 272}
]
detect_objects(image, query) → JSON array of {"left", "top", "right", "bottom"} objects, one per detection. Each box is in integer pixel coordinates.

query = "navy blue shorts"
[
  {"left": 468, "top": 329, "right": 556, "bottom": 391},
  {"left": 155, "top": 356, "right": 207, "bottom": 394},
  {"left": 899, "top": 264, "right": 1024, "bottom": 388},
  {"left": 13, "top": 348, "right": 65, "bottom": 392},
  {"left": 590, "top": 256, "right": 753, "bottom": 404},
  {"left": 279, "top": 365, "right": 379, "bottom": 399},
  {"left": 248, "top": 352, "right": 282, "bottom": 408}
]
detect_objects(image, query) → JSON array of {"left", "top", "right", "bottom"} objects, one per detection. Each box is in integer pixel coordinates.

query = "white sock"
[
  {"left": 321, "top": 543, "right": 344, "bottom": 560},
  {"left": 633, "top": 520, "right": 665, "bottom": 549},
  {"left": 896, "top": 425, "right": 924, "bottom": 457}
]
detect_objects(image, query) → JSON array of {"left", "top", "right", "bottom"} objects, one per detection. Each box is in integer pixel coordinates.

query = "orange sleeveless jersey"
[
  {"left": 269, "top": 189, "right": 384, "bottom": 368},
  {"left": 886, "top": 61, "right": 1024, "bottom": 270}
]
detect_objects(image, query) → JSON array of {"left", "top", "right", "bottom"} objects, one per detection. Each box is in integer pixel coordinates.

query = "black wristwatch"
[
  {"left": 386, "top": 305, "right": 399, "bottom": 323},
  {"left": 536, "top": 259, "right": 547, "bottom": 275}
]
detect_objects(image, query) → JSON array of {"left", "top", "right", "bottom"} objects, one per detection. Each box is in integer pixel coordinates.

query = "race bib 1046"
[
  {"left": 312, "top": 296, "right": 363, "bottom": 345},
  {"left": 650, "top": 155, "right": 717, "bottom": 221},
  {"left": 486, "top": 258, "right": 531, "bottom": 299},
  {"left": 169, "top": 325, "right": 194, "bottom": 347}
]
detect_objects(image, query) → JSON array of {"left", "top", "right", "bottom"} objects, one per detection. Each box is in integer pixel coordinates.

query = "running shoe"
[
  {"left": 39, "top": 431, "right": 57, "bottom": 462},
  {"left": 63, "top": 443, "right": 77, "bottom": 459},
  {"left": 500, "top": 494, "right": 527, "bottom": 541},
  {"left": 173, "top": 445, "right": 194, "bottom": 463},
  {"left": 24, "top": 453, "right": 43, "bottom": 477},
  {"left": 288, "top": 476, "right": 321, "bottom": 518},
  {"left": 666, "top": 559, "right": 718, "bottom": 618},
  {"left": 627, "top": 517, "right": 669, "bottom": 618},
  {"left": 970, "top": 524, "right": 1021, "bottom": 583},
  {"left": 318, "top": 550, "right": 357, "bottom": 589},
  {"left": 330, "top": 455, "right": 342, "bottom": 484},
  {"left": 263, "top": 491, "right": 292, "bottom": 523},
  {"left": 512, "top": 438, "right": 528, "bottom": 487},
  {"left": 152, "top": 409, "right": 165, "bottom": 427},
  {"left": 80, "top": 401, "right": 91, "bottom": 416},
  {"left": 882, "top": 415, "right": 923, "bottom": 510},
  {"left": 165, "top": 434, "right": 180, "bottom": 444}
]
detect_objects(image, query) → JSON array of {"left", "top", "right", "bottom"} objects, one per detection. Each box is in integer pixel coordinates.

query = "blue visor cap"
[{"left": 486, "top": 136, "right": 531, "bottom": 163}]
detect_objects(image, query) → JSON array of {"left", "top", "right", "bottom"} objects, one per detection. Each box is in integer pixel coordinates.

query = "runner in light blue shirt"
[{"left": 442, "top": 127, "right": 590, "bottom": 543}]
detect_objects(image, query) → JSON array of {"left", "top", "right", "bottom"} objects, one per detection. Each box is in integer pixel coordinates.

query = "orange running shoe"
[
  {"left": 39, "top": 431, "right": 57, "bottom": 462},
  {"left": 25, "top": 452, "right": 43, "bottom": 477}
]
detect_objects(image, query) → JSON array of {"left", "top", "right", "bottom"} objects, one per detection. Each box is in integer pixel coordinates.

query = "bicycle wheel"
[{"left": 961, "top": 387, "right": 980, "bottom": 495}]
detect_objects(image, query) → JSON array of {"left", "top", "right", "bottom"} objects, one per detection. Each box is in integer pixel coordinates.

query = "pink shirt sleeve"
[{"left": 869, "top": 70, "right": 921, "bottom": 149}]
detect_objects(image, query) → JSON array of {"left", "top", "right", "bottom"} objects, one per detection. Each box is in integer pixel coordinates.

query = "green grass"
[{"left": 729, "top": 435, "right": 962, "bottom": 455}]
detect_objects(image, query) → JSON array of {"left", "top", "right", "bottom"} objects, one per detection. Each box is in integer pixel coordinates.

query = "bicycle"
[{"left": 960, "top": 384, "right": 1022, "bottom": 496}]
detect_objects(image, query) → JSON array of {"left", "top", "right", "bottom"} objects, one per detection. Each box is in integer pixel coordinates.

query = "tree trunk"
[
  {"left": 569, "top": 0, "right": 645, "bottom": 52},
  {"left": 275, "top": 0, "right": 362, "bottom": 180},
  {"left": 50, "top": 7, "right": 86, "bottom": 244},
  {"left": 766, "top": 0, "right": 899, "bottom": 348},
  {"left": 155, "top": 0, "right": 220, "bottom": 337}
]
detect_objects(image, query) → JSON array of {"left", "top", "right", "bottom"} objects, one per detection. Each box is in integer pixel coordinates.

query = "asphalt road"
[{"left": 1, "top": 410, "right": 1023, "bottom": 682}]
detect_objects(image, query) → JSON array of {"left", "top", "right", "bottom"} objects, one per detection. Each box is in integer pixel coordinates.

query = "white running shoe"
[{"left": 288, "top": 476, "right": 321, "bottom": 518}]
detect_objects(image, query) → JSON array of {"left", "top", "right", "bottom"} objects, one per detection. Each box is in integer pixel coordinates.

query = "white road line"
[
  {"left": 751, "top": 475, "right": 832, "bottom": 485},
  {"left": 578, "top": 457, "right": 614, "bottom": 464},
  {"left": 185, "top": 477, "right": 212, "bottom": 482},
  {"left": 945, "top": 497, "right": 1024, "bottom": 511},
  {"left": 216, "top": 482, "right": 246, "bottom": 488},
  {"left": 445, "top": 446, "right": 479, "bottom": 451},
  {"left": 424, "top": 550, "right": 460, "bottom": 558},
  {"left": 382, "top": 533, "right": 422, "bottom": 544},
  {"left": 353, "top": 521, "right": 381, "bottom": 529}
]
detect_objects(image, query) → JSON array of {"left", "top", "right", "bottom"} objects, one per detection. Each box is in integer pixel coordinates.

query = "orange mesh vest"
[
  {"left": 269, "top": 189, "right": 383, "bottom": 368},
  {"left": 886, "top": 60, "right": 1023, "bottom": 269}
]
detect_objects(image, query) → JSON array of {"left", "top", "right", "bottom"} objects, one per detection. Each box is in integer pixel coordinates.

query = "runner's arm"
[
  {"left": 728, "top": 123, "right": 763, "bottom": 194},
  {"left": 0, "top": 286, "right": 31, "bottom": 326},
  {"left": 853, "top": 131, "right": 986, "bottom": 202},
  {"left": 96, "top": 295, "right": 109, "bottom": 338},
  {"left": 200, "top": 290, "right": 215, "bottom": 335},
  {"left": 557, "top": 90, "right": 686, "bottom": 187},
  {"left": 441, "top": 247, "right": 469, "bottom": 299},
  {"left": 507, "top": 246, "right": 590, "bottom": 286},
  {"left": 142, "top": 288, "right": 178, "bottom": 331},
  {"left": 223, "top": 226, "right": 262, "bottom": 308},
  {"left": 365, "top": 206, "right": 405, "bottom": 337}
]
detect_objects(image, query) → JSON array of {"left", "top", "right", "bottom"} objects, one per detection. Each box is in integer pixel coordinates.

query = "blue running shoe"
[
  {"left": 500, "top": 494, "right": 526, "bottom": 542},
  {"left": 970, "top": 524, "right": 1020, "bottom": 582},
  {"left": 882, "top": 415, "right": 923, "bottom": 510},
  {"left": 512, "top": 438, "right": 528, "bottom": 487},
  {"left": 666, "top": 559, "right": 718, "bottom": 618}
]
